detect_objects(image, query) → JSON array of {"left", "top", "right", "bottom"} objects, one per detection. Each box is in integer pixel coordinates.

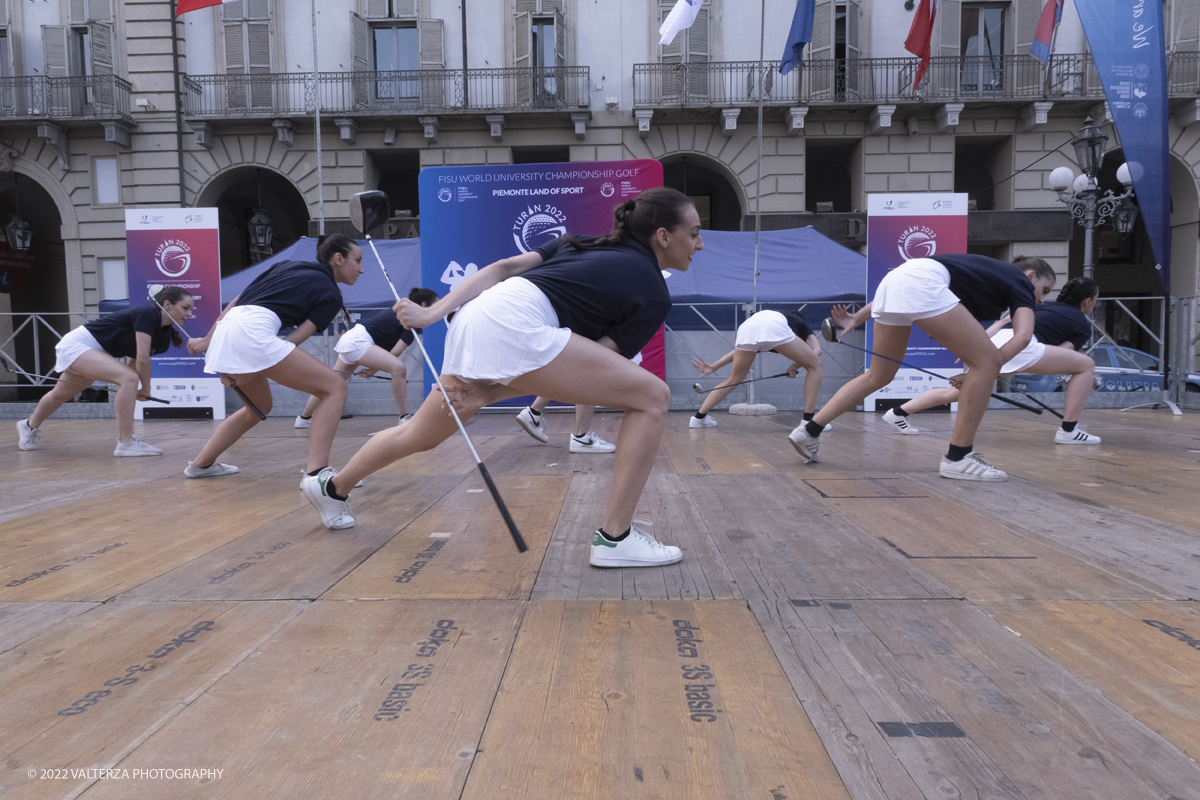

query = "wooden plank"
[
  {"left": 0, "top": 602, "right": 101, "bottom": 654},
  {"left": 323, "top": 474, "right": 570, "bottom": 600},
  {"left": 0, "top": 480, "right": 134, "bottom": 524},
  {"left": 661, "top": 426, "right": 781, "bottom": 475},
  {"left": 76, "top": 600, "right": 523, "bottom": 800},
  {"left": 461, "top": 600, "right": 851, "bottom": 800},
  {"left": 117, "top": 475, "right": 457, "bottom": 601},
  {"left": 0, "top": 600, "right": 305, "bottom": 800},
  {"left": 983, "top": 600, "right": 1200, "bottom": 763}
]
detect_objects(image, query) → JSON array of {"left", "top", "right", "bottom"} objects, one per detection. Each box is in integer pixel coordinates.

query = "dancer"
[
  {"left": 789, "top": 254, "right": 1056, "bottom": 481},
  {"left": 688, "top": 309, "right": 824, "bottom": 428},
  {"left": 515, "top": 400, "right": 616, "bottom": 453},
  {"left": 183, "top": 234, "right": 362, "bottom": 479},
  {"left": 303, "top": 187, "right": 702, "bottom": 567},
  {"left": 295, "top": 287, "right": 439, "bottom": 429},
  {"left": 16, "top": 287, "right": 194, "bottom": 456},
  {"left": 881, "top": 276, "right": 1101, "bottom": 444}
]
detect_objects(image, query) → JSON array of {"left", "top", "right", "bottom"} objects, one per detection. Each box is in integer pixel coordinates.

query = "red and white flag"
[
  {"left": 904, "top": 0, "right": 940, "bottom": 93},
  {"left": 175, "top": 0, "right": 236, "bottom": 16}
]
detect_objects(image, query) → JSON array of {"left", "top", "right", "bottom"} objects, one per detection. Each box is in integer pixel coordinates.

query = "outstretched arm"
[
  {"left": 692, "top": 350, "right": 735, "bottom": 377},
  {"left": 396, "top": 251, "right": 546, "bottom": 329},
  {"left": 831, "top": 303, "right": 871, "bottom": 338}
]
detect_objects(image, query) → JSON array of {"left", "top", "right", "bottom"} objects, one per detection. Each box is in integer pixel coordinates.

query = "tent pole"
[
  {"left": 312, "top": 0, "right": 325, "bottom": 235},
  {"left": 750, "top": 0, "right": 766, "bottom": 404}
]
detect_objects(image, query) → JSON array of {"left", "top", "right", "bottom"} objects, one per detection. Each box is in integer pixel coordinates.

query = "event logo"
[
  {"left": 155, "top": 239, "right": 192, "bottom": 278},
  {"left": 512, "top": 204, "right": 567, "bottom": 253},
  {"left": 600, "top": 182, "right": 615, "bottom": 198},
  {"left": 438, "top": 188, "right": 453, "bottom": 203},
  {"left": 440, "top": 260, "right": 478, "bottom": 291},
  {"left": 897, "top": 225, "right": 937, "bottom": 260}
]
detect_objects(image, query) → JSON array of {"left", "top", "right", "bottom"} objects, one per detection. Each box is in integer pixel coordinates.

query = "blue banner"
[{"left": 1075, "top": 0, "right": 1171, "bottom": 291}]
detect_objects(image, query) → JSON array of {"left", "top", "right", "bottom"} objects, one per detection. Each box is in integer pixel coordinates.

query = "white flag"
[{"left": 659, "top": 0, "right": 704, "bottom": 46}]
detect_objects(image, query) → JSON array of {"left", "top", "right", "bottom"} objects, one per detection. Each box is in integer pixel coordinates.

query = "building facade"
[{"left": 2, "top": 0, "right": 1199, "bottom": 386}]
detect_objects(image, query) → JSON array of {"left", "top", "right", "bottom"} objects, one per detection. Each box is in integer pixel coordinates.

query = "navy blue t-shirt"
[
  {"left": 234, "top": 260, "right": 345, "bottom": 330},
  {"left": 361, "top": 309, "right": 415, "bottom": 351},
  {"left": 931, "top": 254, "right": 1038, "bottom": 321},
  {"left": 1034, "top": 300, "right": 1092, "bottom": 350},
  {"left": 781, "top": 310, "right": 813, "bottom": 341},
  {"left": 522, "top": 236, "right": 671, "bottom": 358},
  {"left": 85, "top": 304, "right": 173, "bottom": 360}
]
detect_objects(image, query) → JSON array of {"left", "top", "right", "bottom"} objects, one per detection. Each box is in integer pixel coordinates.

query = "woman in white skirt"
[
  {"left": 303, "top": 188, "right": 702, "bottom": 568},
  {"left": 16, "top": 286, "right": 194, "bottom": 456},
  {"left": 295, "top": 287, "right": 439, "bottom": 428},
  {"left": 882, "top": 276, "right": 1101, "bottom": 445},
  {"left": 688, "top": 309, "right": 823, "bottom": 428},
  {"left": 184, "top": 234, "right": 362, "bottom": 480},
  {"left": 789, "top": 254, "right": 1056, "bottom": 481}
]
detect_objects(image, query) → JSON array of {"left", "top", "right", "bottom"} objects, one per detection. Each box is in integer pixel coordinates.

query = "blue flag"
[
  {"left": 779, "top": 0, "right": 816, "bottom": 75},
  {"left": 1075, "top": 0, "right": 1171, "bottom": 291}
]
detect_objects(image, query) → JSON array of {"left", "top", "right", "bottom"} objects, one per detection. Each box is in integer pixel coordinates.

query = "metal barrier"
[
  {"left": 0, "top": 74, "right": 133, "bottom": 121},
  {"left": 0, "top": 312, "right": 89, "bottom": 386}
]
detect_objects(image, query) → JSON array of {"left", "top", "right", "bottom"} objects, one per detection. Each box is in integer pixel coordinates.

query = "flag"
[
  {"left": 779, "top": 0, "right": 816, "bottom": 75},
  {"left": 1030, "top": 0, "right": 1065, "bottom": 63},
  {"left": 175, "top": 0, "right": 235, "bottom": 16},
  {"left": 659, "top": 0, "right": 704, "bottom": 47},
  {"left": 904, "top": 0, "right": 940, "bottom": 93}
]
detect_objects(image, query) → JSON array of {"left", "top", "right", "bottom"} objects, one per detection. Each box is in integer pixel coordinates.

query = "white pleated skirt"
[
  {"left": 735, "top": 310, "right": 796, "bottom": 352},
  {"left": 334, "top": 324, "right": 375, "bottom": 365},
  {"left": 204, "top": 305, "right": 295, "bottom": 375},
  {"left": 441, "top": 277, "right": 571, "bottom": 385},
  {"left": 871, "top": 258, "right": 961, "bottom": 327},
  {"left": 992, "top": 329, "right": 1047, "bottom": 374},
  {"left": 54, "top": 326, "right": 105, "bottom": 374}
]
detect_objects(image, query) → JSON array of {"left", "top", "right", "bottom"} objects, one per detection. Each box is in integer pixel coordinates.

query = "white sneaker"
[
  {"left": 570, "top": 431, "right": 616, "bottom": 454},
  {"left": 939, "top": 452, "right": 1008, "bottom": 481},
  {"left": 300, "top": 467, "right": 356, "bottom": 529},
  {"left": 1055, "top": 427, "right": 1101, "bottom": 445},
  {"left": 16, "top": 419, "right": 40, "bottom": 451},
  {"left": 294, "top": 415, "right": 312, "bottom": 429},
  {"left": 590, "top": 521, "right": 682, "bottom": 568},
  {"left": 689, "top": 415, "right": 717, "bottom": 428},
  {"left": 398, "top": 413, "right": 413, "bottom": 425},
  {"left": 184, "top": 460, "right": 239, "bottom": 478},
  {"left": 515, "top": 407, "right": 548, "bottom": 443},
  {"left": 882, "top": 408, "right": 919, "bottom": 435},
  {"left": 787, "top": 425, "right": 820, "bottom": 463},
  {"left": 114, "top": 436, "right": 163, "bottom": 457}
]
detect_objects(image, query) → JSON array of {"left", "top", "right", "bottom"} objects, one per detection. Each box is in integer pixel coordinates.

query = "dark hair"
[
  {"left": 560, "top": 187, "right": 695, "bottom": 252},
  {"left": 153, "top": 286, "right": 192, "bottom": 348},
  {"left": 1056, "top": 276, "right": 1099, "bottom": 307},
  {"left": 409, "top": 287, "right": 438, "bottom": 307},
  {"left": 316, "top": 233, "right": 359, "bottom": 265},
  {"left": 1010, "top": 255, "right": 1056, "bottom": 284}
]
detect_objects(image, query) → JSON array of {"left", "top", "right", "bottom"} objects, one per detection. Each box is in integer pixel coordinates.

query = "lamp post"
[
  {"left": 1048, "top": 118, "right": 1139, "bottom": 279},
  {"left": 247, "top": 170, "right": 274, "bottom": 262},
  {"left": 5, "top": 173, "right": 32, "bottom": 253}
]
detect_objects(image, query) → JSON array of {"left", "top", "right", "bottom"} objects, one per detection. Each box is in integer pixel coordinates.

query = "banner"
[
  {"left": 865, "top": 193, "right": 967, "bottom": 411},
  {"left": 1075, "top": 0, "right": 1170, "bottom": 290},
  {"left": 417, "top": 160, "right": 665, "bottom": 399},
  {"left": 124, "top": 208, "right": 224, "bottom": 419}
]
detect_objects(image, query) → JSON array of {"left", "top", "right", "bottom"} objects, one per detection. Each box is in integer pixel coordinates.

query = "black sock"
[
  {"left": 802, "top": 412, "right": 815, "bottom": 421},
  {"left": 326, "top": 477, "right": 348, "bottom": 501},
  {"left": 1061, "top": 420, "right": 1078, "bottom": 432},
  {"left": 528, "top": 407, "right": 542, "bottom": 417},
  {"left": 694, "top": 411, "right": 707, "bottom": 419},
  {"left": 805, "top": 420, "right": 824, "bottom": 438},
  {"left": 307, "top": 466, "right": 328, "bottom": 477},
  {"left": 599, "top": 527, "right": 630, "bottom": 542},
  {"left": 300, "top": 414, "right": 312, "bottom": 420},
  {"left": 946, "top": 444, "right": 972, "bottom": 462},
  {"left": 893, "top": 407, "right": 910, "bottom": 417}
]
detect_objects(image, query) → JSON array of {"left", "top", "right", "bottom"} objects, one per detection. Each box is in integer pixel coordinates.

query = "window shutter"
[
  {"left": 1015, "top": 0, "right": 1039, "bottom": 55},
  {"left": 514, "top": 12, "right": 531, "bottom": 104},
  {"left": 246, "top": 21, "right": 271, "bottom": 106},
  {"left": 809, "top": 1, "right": 832, "bottom": 96},
  {"left": 90, "top": 22, "right": 114, "bottom": 75},
  {"left": 0, "top": 1, "right": 8, "bottom": 26},
  {"left": 225, "top": 24, "right": 245, "bottom": 73},
  {"left": 70, "top": 0, "right": 86, "bottom": 25},
  {"left": 86, "top": 0, "right": 113, "bottom": 23},
  {"left": 554, "top": 6, "right": 566, "bottom": 68},
  {"left": 246, "top": 0, "right": 269, "bottom": 19},
  {"left": 350, "top": 11, "right": 368, "bottom": 108},
  {"left": 42, "top": 25, "right": 70, "bottom": 78},
  {"left": 393, "top": 0, "right": 418, "bottom": 18},
  {"left": 845, "top": 0, "right": 860, "bottom": 96},
  {"left": 418, "top": 17, "right": 443, "bottom": 107},
  {"left": 933, "top": 0, "right": 961, "bottom": 96},
  {"left": 541, "top": 0, "right": 563, "bottom": 12},
  {"left": 366, "top": 0, "right": 389, "bottom": 19},
  {"left": 223, "top": 0, "right": 244, "bottom": 21},
  {"left": 659, "top": 5, "right": 682, "bottom": 98},
  {"left": 687, "top": 7, "right": 709, "bottom": 99},
  {"left": 515, "top": 0, "right": 537, "bottom": 13},
  {"left": 1178, "top": 0, "right": 1200, "bottom": 51}
]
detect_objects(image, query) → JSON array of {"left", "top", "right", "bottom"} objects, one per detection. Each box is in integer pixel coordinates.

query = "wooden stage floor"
[{"left": 2, "top": 408, "right": 1200, "bottom": 799}]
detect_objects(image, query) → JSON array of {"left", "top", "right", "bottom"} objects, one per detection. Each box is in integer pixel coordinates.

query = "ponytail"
[
  {"left": 316, "top": 233, "right": 357, "bottom": 265},
  {"left": 153, "top": 286, "right": 192, "bottom": 349},
  {"left": 1056, "top": 276, "right": 1100, "bottom": 307},
  {"left": 559, "top": 187, "right": 695, "bottom": 252}
]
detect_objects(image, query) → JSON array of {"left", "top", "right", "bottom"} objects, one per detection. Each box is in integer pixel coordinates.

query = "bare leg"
[
  {"left": 813, "top": 323, "right": 908, "bottom": 426},
  {"left": 773, "top": 338, "right": 824, "bottom": 413},
  {"left": 262, "top": 348, "right": 348, "bottom": 472},
  {"left": 1021, "top": 347, "right": 1096, "bottom": 422},
  {"left": 32, "top": 350, "right": 142, "bottom": 442},
  {"left": 300, "top": 356, "right": 353, "bottom": 420},
  {"left": 352, "top": 346, "right": 409, "bottom": 415},
  {"left": 698, "top": 349, "right": 755, "bottom": 414},
  {"left": 899, "top": 386, "right": 962, "bottom": 415},
  {"left": 193, "top": 373, "right": 273, "bottom": 468},
  {"left": 530, "top": 396, "right": 549, "bottom": 413},
  {"left": 573, "top": 404, "right": 595, "bottom": 436},
  {"left": 913, "top": 307, "right": 1002, "bottom": 449}
]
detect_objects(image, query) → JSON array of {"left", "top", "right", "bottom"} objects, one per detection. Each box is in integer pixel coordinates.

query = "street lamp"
[
  {"left": 247, "top": 169, "right": 273, "bottom": 261},
  {"left": 1049, "top": 118, "right": 1139, "bottom": 279},
  {"left": 5, "top": 173, "right": 32, "bottom": 253}
]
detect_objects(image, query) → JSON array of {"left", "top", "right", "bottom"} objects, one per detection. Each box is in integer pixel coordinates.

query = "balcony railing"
[
  {"left": 0, "top": 74, "right": 133, "bottom": 122},
  {"left": 634, "top": 53, "right": 1123, "bottom": 108},
  {"left": 183, "top": 66, "right": 590, "bottom": 119}
]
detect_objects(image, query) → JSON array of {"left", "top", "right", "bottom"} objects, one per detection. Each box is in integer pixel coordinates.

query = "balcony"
[
  {"left": 182, "top": 66, "right": 590, "bottom": 120},
  {"left": 0, "top": 74, "right": 133, "bottom": 123},
  {"left": 634, "top": 53, "right": 1129, "bottom": 109}
]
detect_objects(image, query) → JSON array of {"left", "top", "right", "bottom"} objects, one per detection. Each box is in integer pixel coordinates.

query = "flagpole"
[
  {"left": 311, "top": 0, "right": 325, "bottom": 236},
  {"left": 749, "top": 0, "right": 766, "bottom": 405}
]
